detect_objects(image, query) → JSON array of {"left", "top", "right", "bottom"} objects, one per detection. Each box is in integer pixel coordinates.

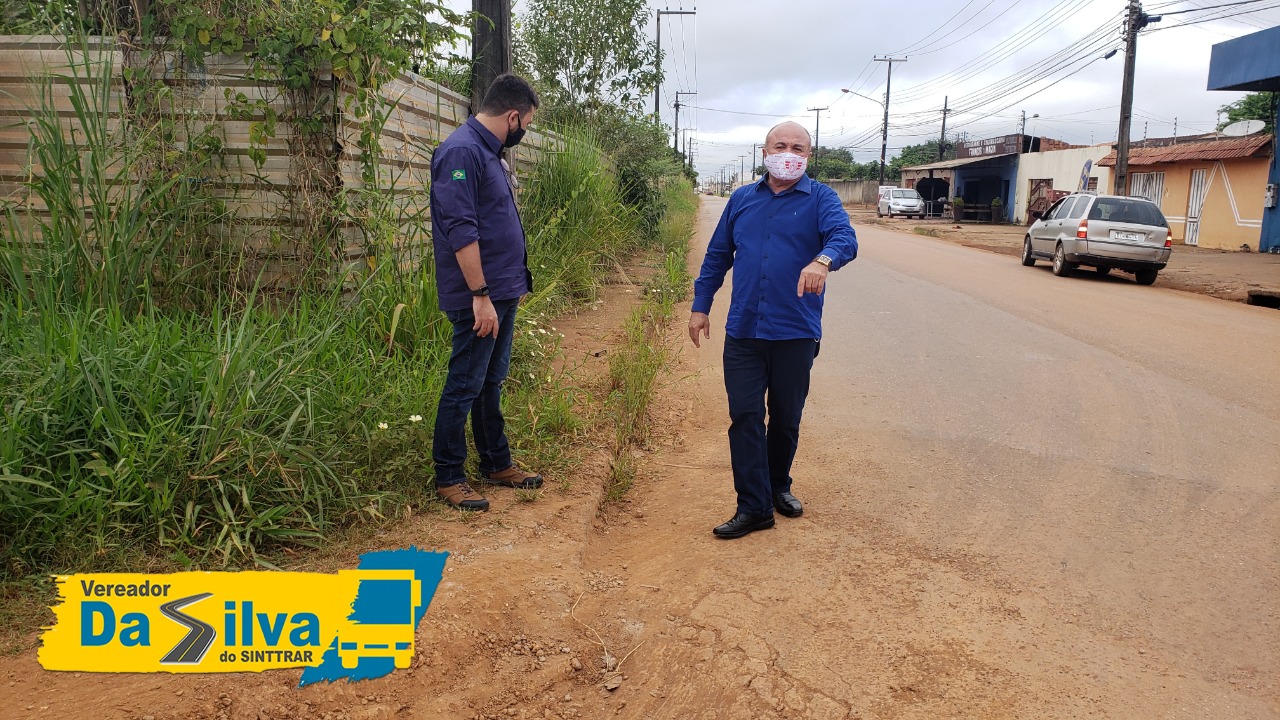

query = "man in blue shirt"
[
  {"left": 689, "top": 121, "right": 858, "bottom": 539},
  {"left": 429, "top": 74, "right": 543, "bottom": 511}
]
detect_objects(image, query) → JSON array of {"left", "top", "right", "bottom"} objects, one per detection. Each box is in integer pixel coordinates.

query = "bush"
[{"left": 0, "top": 48, "right": 648, "bottom": 576}]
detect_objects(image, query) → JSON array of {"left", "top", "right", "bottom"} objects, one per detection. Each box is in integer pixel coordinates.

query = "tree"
[
  {"left": 517, "top": 0, "right": 660, "bottom": 115},
  {"left": 1217, "top": 92, "right": 1276, "bottom": 135}
]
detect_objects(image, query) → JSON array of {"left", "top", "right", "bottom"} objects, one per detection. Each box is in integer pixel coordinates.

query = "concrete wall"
[
  {"left": 1013, "top": 145, "right": 1114, "bottom": 223},
  {"left": 825, "top": 179, "right": 880, "bottom": 205},
  {"left": 1134, "top": 157, "right": 1269, "bottom": 251}
]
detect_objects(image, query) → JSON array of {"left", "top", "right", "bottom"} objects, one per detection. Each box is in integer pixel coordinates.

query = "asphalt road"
[
  {"left": 812, "top": 212, "right": 1280, "bottom": 713},
  {"left": 584, "top": 196, "right": 1280, "bottom": 718},
  {"left": 158, "top": 593, "right": 215, "bottom": 665}
]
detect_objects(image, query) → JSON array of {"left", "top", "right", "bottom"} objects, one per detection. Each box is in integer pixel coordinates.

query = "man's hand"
[
  {"left": 473, "top": 295, "right": 499, "bottom": 337},
  {"left": 688, "top": 312, "right": 711, "bottom": 348},
  {"left": 796, "top": 262, "right": 830, "bottom": 297}
]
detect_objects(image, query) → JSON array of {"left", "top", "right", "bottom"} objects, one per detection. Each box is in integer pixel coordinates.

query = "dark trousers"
[
  {"left": 723, "top": 336, "right": 818, "bottom": 517},
  {"left": 433, "top": 298, "right": 519, "bottom": 487}
]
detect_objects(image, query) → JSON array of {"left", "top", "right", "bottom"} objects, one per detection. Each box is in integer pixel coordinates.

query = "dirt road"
[{"left": 3, "top": 197, "right": 1277, "bottom": 719}]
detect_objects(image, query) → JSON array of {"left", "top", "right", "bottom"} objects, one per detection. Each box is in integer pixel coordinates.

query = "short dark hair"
[{"left": 479, "top": 74, "right": 539, "bottom": 116}]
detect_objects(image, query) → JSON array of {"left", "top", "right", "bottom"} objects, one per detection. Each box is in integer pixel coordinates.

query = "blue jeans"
[
  {"left": 723, "top": 336, "right": 818, "bottom": 517},
  {"left": 433, "top": 298, "right": 519, "bottom": 487}
]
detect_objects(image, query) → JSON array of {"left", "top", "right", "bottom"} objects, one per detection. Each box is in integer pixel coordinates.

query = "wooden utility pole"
[
  {"left": 938, "top": 96, "right": 950, "bottom": 161},
  {"left": 654, "top": 9, "right": 697, "bottom": 120},
  {"left": 471, "top": 0, "right": 513, "bottom": 113},
  {"left": 674, "top": 91, "right": 696, "bottom": 151},
  {"left": 808, "top": 106, "right": 829, "bottom": 158},
  {"left": 874, "top": 57, "right": 905, "bottom": 186},
  {"left": 1114, "top": 0, "right": 1160, "bottom": 195}
]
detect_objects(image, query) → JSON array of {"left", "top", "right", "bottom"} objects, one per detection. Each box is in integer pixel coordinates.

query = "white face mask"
[{"left": 763, "top": 152, "right": 808, "bottom": 181}]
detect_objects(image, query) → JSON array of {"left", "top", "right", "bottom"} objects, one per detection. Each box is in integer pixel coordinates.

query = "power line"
[
  {"left": 1155, "top": 0, "right": 1275, "bottom": 15},
  {"left": 886, "top": 0, "right": 984, "bottom": 55}
]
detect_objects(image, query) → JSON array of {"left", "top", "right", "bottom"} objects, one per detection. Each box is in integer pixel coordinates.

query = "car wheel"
[
  {"left": 1052, "top": 243, "right": 1076, "bottom": 277},
  {"left": 1134, "top": 268, "right": 1158, "bottom": 285},
  {"left": 877, "top": 208, "right": 883, "bottom": 217},
  {"left": 1021, "top": 237, "right": 1036, "bottom": 266},
  {"left": 1095, "top": 266, "right": 1111, "bottom": 276}
]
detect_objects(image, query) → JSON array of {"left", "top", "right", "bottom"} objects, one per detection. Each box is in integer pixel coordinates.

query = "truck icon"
[{"left": 335, "top": 570, "right": 422, "bottom": 669}]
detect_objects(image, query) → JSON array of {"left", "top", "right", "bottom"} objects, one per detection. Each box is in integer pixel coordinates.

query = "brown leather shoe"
[
  {"left": 436, "top": 482, "right": 490, "bottom": 511},
  {"left": 478, "top": 465, "right": 544, "bottom": 489}
]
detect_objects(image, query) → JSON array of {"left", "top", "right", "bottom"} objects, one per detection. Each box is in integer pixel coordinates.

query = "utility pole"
[
  {"left": 470, "top": 0, "right": 512, "bottom": 113},
  {"left": 874, "top": 56, "right": 906, "bottom": 186},
  {"left": 739, "top": 155, "right": 747, "bottom": 188},
  {"left": 808, "top": 106, "right": 829, "bottom": 158},
  {"left": 654, "top": 8, "right": 697, "bottom": 120},
  {"left": 938, "top": 96, "right": 950, "bottom": 161},
  {"left": 1114, "top": 0, "right": 1160, "bottom": 195},
  {"left": 1172, "top": 117, "right": 1178, "bottom": 145},
  {"left": 673, "top": 91, "right": 696, "bottom": 150},
  {"left": 751, "top": 143, "right": 760, "bottom": 179}
]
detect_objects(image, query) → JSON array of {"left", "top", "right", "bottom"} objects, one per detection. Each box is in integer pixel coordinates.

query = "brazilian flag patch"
[{"left": 451, "top": 169, "right": 466, "bottom": 181}]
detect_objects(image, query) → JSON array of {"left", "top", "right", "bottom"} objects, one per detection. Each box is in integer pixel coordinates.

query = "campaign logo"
[{"left": 39, "top": 547, "right": 446, "bottom": 684}]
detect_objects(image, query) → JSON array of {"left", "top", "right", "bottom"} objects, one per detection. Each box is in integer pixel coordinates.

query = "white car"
[{"left": 877, "top": 188, "right": 926, "bottom": 219}]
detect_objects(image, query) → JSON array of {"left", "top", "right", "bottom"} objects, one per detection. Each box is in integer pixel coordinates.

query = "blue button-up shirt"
[
  {"left": 692, "top": 175, "right": 858, "bottom": 340},
  {"left": 430, "top": 117, "right": 532, "bottom": 311}
]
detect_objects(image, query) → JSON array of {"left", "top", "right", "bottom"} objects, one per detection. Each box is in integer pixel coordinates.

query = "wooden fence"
[{"left": 0, "top": 35, "right": 562, "bottom": 288}]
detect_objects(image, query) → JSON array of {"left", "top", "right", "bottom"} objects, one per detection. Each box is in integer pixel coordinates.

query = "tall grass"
[
  {"left": 0, "top": 48, "right": 649, "bottom": 577},
  {"left": 521, "top": 129, "right": 640, "bottom": 312},
  {"left": 604, "top": 180, "right": 697, "bottom": 503}
]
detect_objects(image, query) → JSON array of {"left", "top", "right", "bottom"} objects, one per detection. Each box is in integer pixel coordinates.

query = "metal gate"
[
  {"left": 1128, "top": 172, "right": 1165, "bottom": 205},
  {"left": 1185, "top": 168, "right": 1208, "bottom": 246}
]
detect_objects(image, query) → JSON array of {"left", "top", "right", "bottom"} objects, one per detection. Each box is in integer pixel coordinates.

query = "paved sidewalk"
[{"left": 849, "top": 207, "right": 1280, "bottom": 304}]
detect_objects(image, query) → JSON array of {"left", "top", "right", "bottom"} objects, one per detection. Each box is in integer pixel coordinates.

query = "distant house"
[
  {"left": 1097, "top": 135, "right": 1272, "bottom": 250},
  {"left": 902, "top": 135, "right": 1077, "bottom": 222}
]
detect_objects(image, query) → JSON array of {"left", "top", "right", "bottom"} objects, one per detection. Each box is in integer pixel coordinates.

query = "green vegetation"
[
  {"left": 603, "top": 182, "right": 696, "bottom": 503},
  {"left": 0, "top": 51, "right": 674, "bottom": 579},
  {"left": 1, "top": 0, "right": 697, "bottom": 579},
  {"left": 1217, "top": 92, "right": 1276, "bottom": 135}
]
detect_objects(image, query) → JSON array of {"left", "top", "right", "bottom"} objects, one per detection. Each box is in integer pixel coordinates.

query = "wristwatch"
[
  {"left": 813, "top": 255, "right": 833, "bottom": 268},
  {"left": 471, "top": 284, "right": 490, "bottom": 297}
]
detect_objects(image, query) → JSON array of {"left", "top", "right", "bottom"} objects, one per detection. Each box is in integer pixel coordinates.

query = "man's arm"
[
  {"left": 797, "top": 187, "right": 859, "bottom": 296},
  {"left": 689, "top": 197, "right": 737, "bottom": 347},
  {"left": 432, "top": 146, "right": 499, "bottom": 337},
  {"left": 815, "top": 186, "right": 859, "bottom": 268}
]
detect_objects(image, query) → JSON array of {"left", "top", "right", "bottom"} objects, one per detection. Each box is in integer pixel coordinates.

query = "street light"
[
  {"left": 843, "top": 87, "right": 891, "bottom": 186},
  {"left": 1019, "top": 111, "right": 1039, "bottom": 143}
]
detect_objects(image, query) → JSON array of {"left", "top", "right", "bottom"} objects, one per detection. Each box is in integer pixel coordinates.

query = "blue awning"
[{"left": 1207, "top": 26, "right": 1280, "bottom": 92}]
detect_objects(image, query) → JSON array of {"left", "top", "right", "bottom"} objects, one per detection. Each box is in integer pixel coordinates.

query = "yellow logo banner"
[{"left": 39, "top": 548, "right": 446, "bottom": 684}]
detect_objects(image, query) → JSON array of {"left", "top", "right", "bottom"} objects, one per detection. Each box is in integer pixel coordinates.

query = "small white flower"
[
  {"left": 377, "top": 422, "right": 389, "bottom": 431},
  {"left": 409, "top": 415, "right": 423, "bottom": 423}
]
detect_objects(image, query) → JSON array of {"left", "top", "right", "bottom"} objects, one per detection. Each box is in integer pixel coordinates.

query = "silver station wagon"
[{"left": 1022, "top": 193, "right": 1172, "bottom": 285}]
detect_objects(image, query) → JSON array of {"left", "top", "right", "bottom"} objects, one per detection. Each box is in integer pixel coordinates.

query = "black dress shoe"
[
  {"left": 773, "top": 491, "right": 803, "bottom": 518},
  {"left": 712, "top": 512, "right": 775, "bottom": 539}
]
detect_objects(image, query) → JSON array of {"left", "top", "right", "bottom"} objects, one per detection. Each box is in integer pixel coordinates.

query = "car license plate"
[{"left": 1111, "top": 230, "right": 1143, "bottom": 242}]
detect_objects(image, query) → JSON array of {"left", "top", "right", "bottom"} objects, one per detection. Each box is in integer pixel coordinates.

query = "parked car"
[
  {"left": 1022, "top": 193, "right": 1172, "bottom": 285},
  {"left": 877, "top": 188, "right": 926, "bottom": 219}
]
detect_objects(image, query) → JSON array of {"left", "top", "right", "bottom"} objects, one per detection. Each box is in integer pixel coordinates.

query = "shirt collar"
[
  {"left": 756, "top": 172, "right": 814, "bottom": 196},
  {"left": 466, "top": 116, "right": 504, "bottom": 156}
]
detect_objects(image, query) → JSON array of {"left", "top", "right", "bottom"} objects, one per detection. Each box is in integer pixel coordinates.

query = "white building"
[{"left": 1013, "top": 144, "right": 1114, "bottom": 223}]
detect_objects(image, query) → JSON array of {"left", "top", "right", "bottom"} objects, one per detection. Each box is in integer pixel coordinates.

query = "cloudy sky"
[{"left": 637, "top": 0, "right": 1279, "bottom": 180}]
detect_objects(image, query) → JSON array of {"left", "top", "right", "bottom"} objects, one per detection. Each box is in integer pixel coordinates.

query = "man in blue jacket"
[
  {"left": 429, "top": 74, "right": 543, "bottom": 511},
  {"left": 689, "top": 121, "right": 859, "bottom": 539}
]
